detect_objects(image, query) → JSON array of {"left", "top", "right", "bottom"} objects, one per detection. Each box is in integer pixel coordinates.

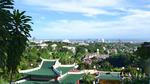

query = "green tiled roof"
[
  {"left": 23, "top": 60, "right": 58, "bottom": 77},
  {"left": 19, "top": 73, "right": 83, "bottom": 84},
  {"left": 20, "top": 81, "right": 47, "bottom": 84},
  {"left": 41, "top": 61, "right": 55, "bottom": 69},
  {"left": 24, "top": 69, "right": 57, "bottom": 77},
  {"left": 19, "top": 81, "right": 59, "bottom": 84},
  {"left": 97, "top": 72, "right": 121, "bottom": 80},
  {"left": 59, "top": 74, "right": 83, "bottom": 84},
  {"left": 56, "top": 66, "right": 74, "bottom": 74}
]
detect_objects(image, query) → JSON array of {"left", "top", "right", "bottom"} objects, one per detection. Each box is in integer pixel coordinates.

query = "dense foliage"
[{"left": 0, "top": 0, "right": 32, "bottom": 83}]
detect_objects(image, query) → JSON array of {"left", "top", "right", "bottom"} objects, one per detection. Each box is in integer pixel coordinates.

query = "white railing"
[
  {"left": 19, "top": 67, "right": 40, "bottom": 73},
  {"left": 57, "top": 72, "right": 68, "bottom": 80},
  {"left": 59, "top": 63, "right": 75, "bottom": 67},
  {"left": 68, "top": 71, "right": 84, "bottom": 74},
  {"left": 15, "top": 79, "right": 26, "bottom": 84}
]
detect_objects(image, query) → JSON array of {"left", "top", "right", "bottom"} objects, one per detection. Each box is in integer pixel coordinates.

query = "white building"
[
  {"left": 62, "top": 39, "right": 70, "bottom": 43},
  {"left": 38, "top": 43, "right": 48, "bottom": 48},
  {"left": 62, "top": 46, "right": 76, "bottom": 54},
  {"left": 51, "top": 44, "right": 57, "bottom": 50}
]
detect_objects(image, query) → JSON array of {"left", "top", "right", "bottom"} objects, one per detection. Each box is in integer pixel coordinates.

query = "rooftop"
[
  {"left": 56, "top": 66, "right": 74, "bottom": 75},
  {"left": 19, "top": 59, "right": 76, "bottom": 78},
  {"left": 19, "top": 80, "right": 59, "bottom": 84},
  {"left": 21, "top": 60, "right": 58, "bottom": 77},
  {"left": 97, "top": 72, "right": 121, "bottom": 81},
  {"left": 59, "top": 74, "right": 83, "bottom": 84}
]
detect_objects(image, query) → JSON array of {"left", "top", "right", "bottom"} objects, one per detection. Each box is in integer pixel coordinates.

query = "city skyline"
[{"left": 15, "top": 0, "right": 150, "bottom": 39}]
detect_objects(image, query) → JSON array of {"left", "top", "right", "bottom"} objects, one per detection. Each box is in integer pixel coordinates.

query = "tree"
[
  {"left": 21, "top": 47, "right": 39, "bottom": 68},
  {"left": 136, "top": 42, "right": 150, "bottom": 83},
  {"left": 99, "top": 61, "right": 113, "bottom": 71},
  {"left": 75, "top": 46, "right": 87, "bottom": 62},
  {"left": 107, "top": 54, "right": 131, "bottom": 67},
  {"left": 123, "top": 77, "right": 149, "bottom": 84},
  {"left": 136, "top": 42, "right": 150, "bottom": 72},
  {"left": 6, "top": 9, "right": 32, "bottom": 83},
  {"left": 136, "top": 42, "right": 150, "bottom": 60},
  {"left": 0, "top": 0, "right": 13, "bottom": 72},
  {"left": 55, "top": 49, "right": 74, "bottom": 64},
  {"left": 82, "top": 73, "right": 95, "bottom": 84}
]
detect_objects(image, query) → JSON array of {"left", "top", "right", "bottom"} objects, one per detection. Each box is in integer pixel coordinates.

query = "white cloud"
[
  {"left": 18, "top": 0, "right": 150, "bottom": 39},
  {"left": 33, "top": 11, "right": 150, "bottom": 39},
  {"left": 20, "top": 0, "right": 124, "bottom": 16},
  {"left": 121, "top": 9, "right": 150, "bottom": 26}
]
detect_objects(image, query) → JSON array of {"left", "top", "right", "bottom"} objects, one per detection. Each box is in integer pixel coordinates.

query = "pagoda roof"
[
  {"left": 19, "top": 80, "right": 59, "bottom": 84},
  {"left": 17, "top": 73, "right": 83, "bottom": 84},
  {"left": 24, "top": 68, "right": 58, "bottom": 77},
  {"left": 56, "top": 66, "right": 74, "bottom": 75},
  {"left": 20, "top": 59, "right": 59, "bottom": 77},
  {"left": 59, "top": 74, "right": 83, "bottom": 84},
  {"left": 19, "top": 59, "right": 76, "bottom": 77},
  {"left": 97, "top": 72, "right": 121, "bottom": 81},
  {"left": 40, "top": 60, "right": 56, "bottom": 69},
  {"left": 19, "top": 81, "right": 48, "bottom": 84}
]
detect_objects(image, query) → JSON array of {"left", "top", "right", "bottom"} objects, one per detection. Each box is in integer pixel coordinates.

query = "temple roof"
[
  {"left": 19, "top": 80, "right": 59, "bottom": 84},
  {"left": 20, "top": 59, "right": 76, "bottom": 77},
  {"left": 24, "top": 68, "right": 58, "bottom": 77},
  {"left": 97, "top": 72, "right": 121, "bottom": 80},
  {"left": 17, "top": 58, "right": 81, "bottom": 84},
  {"left": 41, "top": 60, "right": 56, "bottom": 69},
  {"left": 22, "top": 60, "right": 58, "bottom": 77},
  {"left": 18, "top": 73, "right": 83, "bottom": 84},
  {"left": 19, "top": 81, "right": 48, "bottom": 84},
  {"left": 59, "top": 74, "right": 83, "bottom": 84},
  {"left": 56, "top": 66, "right": 74, "bottom": 75}
]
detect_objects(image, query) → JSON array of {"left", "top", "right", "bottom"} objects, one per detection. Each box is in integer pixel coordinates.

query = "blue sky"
[{"left": 14, "top": 0, "right": 150, "bottom": 40}]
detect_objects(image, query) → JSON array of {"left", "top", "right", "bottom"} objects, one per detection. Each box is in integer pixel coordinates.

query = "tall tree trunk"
[
  {"left": 149, "top": 73, "right": 150, "bottom": 84},
  {"left": 9, "top": 70, "right": 13, "bottom": 84}
]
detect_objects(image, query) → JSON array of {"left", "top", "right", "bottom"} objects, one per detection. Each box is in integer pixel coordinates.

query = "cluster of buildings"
[
  {"left": 83, "top": 53, "right": 109, "bottom": 64},
  {"left": 30, "top": 38, "right": 144, "bottom": 44},
  {"left": 22, "top": 39, "right": 139, "bottom": 84},
  {"left": 15, "top": 58, "right": 122, "bottom": 84}
]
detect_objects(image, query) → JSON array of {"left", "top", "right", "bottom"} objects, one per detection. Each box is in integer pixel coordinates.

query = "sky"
[{"left": 14, "top": 0, "right": 150, "bottom": 40}]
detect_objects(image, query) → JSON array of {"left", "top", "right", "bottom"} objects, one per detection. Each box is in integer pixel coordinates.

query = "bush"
[
  {"left": 123, "top": 77, "right": 149, "bottom": 84},
  {"left": 0, "top": 78, "right": 8, "bottom": 84}
]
